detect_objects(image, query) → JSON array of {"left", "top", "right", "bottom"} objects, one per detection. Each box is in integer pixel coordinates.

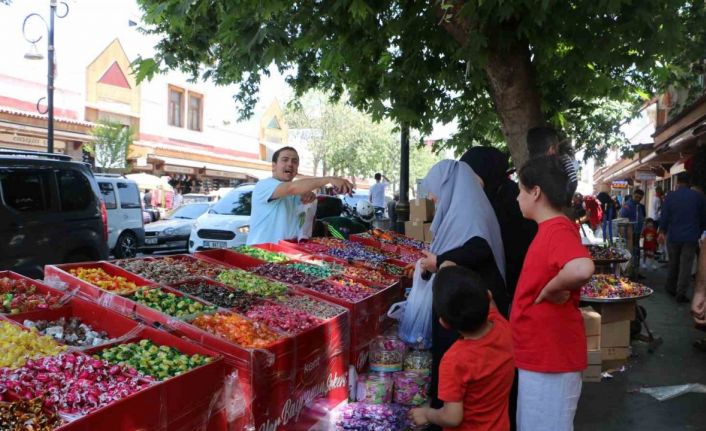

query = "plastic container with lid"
[
  {"left": 356, "top": 373, "right": 393, "bottom": 404},
  {"left": 369, "top": 335, "right": 406, "bottom": 372},
  {"left": 393, "top": 371, "right": 431, "bottom": 406},
  {"left": 404, "top": 349, "right": 432, "bottom": 374}
]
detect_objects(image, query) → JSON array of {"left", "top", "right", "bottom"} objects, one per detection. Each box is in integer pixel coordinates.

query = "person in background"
[
  {"left": 369, "top": 173, "right": 390, "bottom": 218},
  {"left": 526, "top": 126, "right": 578, "bottom": 206},
  {"left": 410, "top": 266, "right": 515, "bottom": 431},
  {"left": 387, "top": 193, "right": 399, "bottom": 228},
  {"left": 653, "top": 186, "right": 664, "bottom": 227},
  {"left": 512, "top": 155, "right": 594, "bottom": 430},
  {"left": 597, "top": 192, "right": 619, "bottom": 243},
  {"left": 143, "top": 189, "right": 153, "bottom": 209},
  {"left": 621, "top": 188, "right": 646, "bottom": 276},
  {"left": 571, "top": 193, "right": 587, "bottom": 225},
  {"left": 248, "top": 146, "right": 353, "bottom": 245},
  {"left": 691, "top": 238, "right": 706, "bottom": 351},
  {"left": 401, "top": 160, "right": 507, "bottom": 431},
  {"left": 659, "top": 172, "right": 706, "bottom": 303},
  {"left": 641, "top": 218, "right": 658, "bottom": 270}
]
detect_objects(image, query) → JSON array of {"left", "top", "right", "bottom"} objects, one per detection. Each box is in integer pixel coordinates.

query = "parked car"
[
  {"left": 189, "top": 184, "right": 253, "bottom": 252},
  {"left": 142, "top": 203, "right": 210, "bottom": 254},
  {"left": 0, "top": 149, "right": 108, "bottom": 277},
  {"left": 95, "top": 174, "right": 145, "bottom": 258}
]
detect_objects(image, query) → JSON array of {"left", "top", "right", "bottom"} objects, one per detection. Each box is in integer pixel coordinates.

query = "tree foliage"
[
  {"left": 134, "top": 0, "right": 706, "bottom": 165},
  {"left": 284, "top": 91, "right": 441, "bottom": 192},
  {"left": 87, "top": 120, "right": 134, "bottom": 170}
]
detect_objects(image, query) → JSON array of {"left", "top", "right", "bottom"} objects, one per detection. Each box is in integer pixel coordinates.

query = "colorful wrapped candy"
[
  {"left": 68, "top": 267, "right": 141, "bottom": 295},
  {"left": 245, "top": 302, "right": 322, "bottom": 335},
  {"left": 232, "top": 246, "right": 289, "bottom": 263},
  {"left": 191, "top": 313, "right": 282, "bottom": 349},
  {"left": 0, "top": 352, "right": 153, "bottom": 415},
  {"left": 0, "top": 321, "right": 65, "bottom": 368},
  {"left": 274, "top": 293, "right": 344, "bottom": 320},
  {"left": 0, "top": 277, "right": 61, "bottom": 314},
  {"left": 216, "top": 269, "right": 288, "bottom": 298},
  {"left": 128, "top": 287, "right": 216, "bottom": 319},
  {"left": 369, "top": 335, "right": 406, "bottom": 372},
  {"left": 23, "top": 317, "right": 110, "bottom": 348},
  {"left": 393, "top": 371, "right": 431, "bottom": 406},
  {"left": 0, "top": 398, "right": 63, "bottom": 430},
  {"left": 355, "top": 373, "right": 393, "bottom": 404},
  {"left": 335, "top": 402, "right": 410, "bottom": 430}
]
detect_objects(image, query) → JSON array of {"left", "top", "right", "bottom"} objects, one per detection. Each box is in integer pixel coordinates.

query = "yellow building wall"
[{"left": 86, "top": 39, "right": 140, "bottom": 114}]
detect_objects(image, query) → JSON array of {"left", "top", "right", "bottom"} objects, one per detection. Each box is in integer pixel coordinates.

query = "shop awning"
[{"left": 153, "top": 155, "right": 272, "bottom": 180}]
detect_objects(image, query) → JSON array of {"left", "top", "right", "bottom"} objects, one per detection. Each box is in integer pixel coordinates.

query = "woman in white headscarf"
[{"left": 403, "top": 159, "right": 509, "bottom": 422}]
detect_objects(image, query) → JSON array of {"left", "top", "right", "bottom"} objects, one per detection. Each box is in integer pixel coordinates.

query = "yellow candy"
[{"left": 0, "top": 322, "right": 65, "bottom": 368}]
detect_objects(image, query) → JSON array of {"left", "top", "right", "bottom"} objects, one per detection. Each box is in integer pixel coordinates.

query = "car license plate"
[
  {"left": 203, "top": 241, "right": 227, "bottom": 249},
  {"left": 145, "top": 238, "right": 158, "bottom": 245}
]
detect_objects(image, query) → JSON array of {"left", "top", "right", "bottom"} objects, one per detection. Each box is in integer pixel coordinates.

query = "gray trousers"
[{"left": 666, "top": 242, "right": 698, "bottom": 296}]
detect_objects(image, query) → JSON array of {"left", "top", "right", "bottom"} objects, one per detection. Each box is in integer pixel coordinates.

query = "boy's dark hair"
[
  {"left": 519, "top": 155, "right": 569, "bottom": 210},
  {"left": 526, "top": 126, "right": 574, "bottom": 158},
  {"left": 633, "top": 188, "right": 645, "bottom": 197},
  {"left": 375, "top": 173, "right": 382, "bottom": 181},
  {"left": 272, "top": 146, "right": 298, "bottom": 163},
  {"left": 677, "top": 172, "right": 691, "bottom": 185},
  {"left": 432, "top": 266, "right": 490, "bottom": 333},
  {"left": 645, "top": 217, "right": 655, "bottom": 225}
]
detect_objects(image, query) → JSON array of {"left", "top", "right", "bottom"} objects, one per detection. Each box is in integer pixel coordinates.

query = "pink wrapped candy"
[
  {"left": 0, "top": 352, "right": 153, "bottom": 415},
  {"left": 245, "top": 302, "right": 322, "bottom": 335},
  {"left": 393, "top": 371, "right": 430, "bottom": 406},
  {"left": 355, "top": 373, "right": 393, "bottom": 404}
]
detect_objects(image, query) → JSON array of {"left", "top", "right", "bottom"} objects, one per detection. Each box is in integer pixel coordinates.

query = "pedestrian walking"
[{"left": 659, "top": 172, "right": 706, "bottom": 303}]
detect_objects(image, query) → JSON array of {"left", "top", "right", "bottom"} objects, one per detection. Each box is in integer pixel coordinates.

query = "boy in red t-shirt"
[
  {"left": 641, "top": 218, "right": 658, "bottom": 270},
  {"left": 512, "top": 155, "right": 594, "bottom": 430},
  {"left": 410, "top": 266, "right": 515, "bottom": 431}
]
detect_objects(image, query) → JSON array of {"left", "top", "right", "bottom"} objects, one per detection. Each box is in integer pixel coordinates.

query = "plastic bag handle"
[{"left": 387, "top": 301, "right": 406, "bottom": 320}]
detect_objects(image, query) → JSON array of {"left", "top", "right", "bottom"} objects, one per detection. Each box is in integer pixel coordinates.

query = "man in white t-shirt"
[
  {"left": 369, "top": 173, "right": 389, "bottom": 218},
  {"left": 247, "top": 147, "right": 354, "bottom": 245}
]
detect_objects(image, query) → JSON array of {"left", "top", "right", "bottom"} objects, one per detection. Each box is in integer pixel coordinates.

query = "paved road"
[{"left": 575, "top": 265, "right": 706, "bottom": 430}]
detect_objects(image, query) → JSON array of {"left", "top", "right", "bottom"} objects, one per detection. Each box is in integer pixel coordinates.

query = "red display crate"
[
  {"left": 44, "top": 261, "right": 155, "bottom": 301},
  {"left": 112, "top": 254, "right": 228, "bottom": 285},
  {"left": 195, "top": 248, "right": 268, "bottom": 270}
]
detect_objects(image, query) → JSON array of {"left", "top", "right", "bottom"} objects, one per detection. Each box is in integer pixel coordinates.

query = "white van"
[{"left": 96, "top": 174, "right": 145, "bottom": 258}]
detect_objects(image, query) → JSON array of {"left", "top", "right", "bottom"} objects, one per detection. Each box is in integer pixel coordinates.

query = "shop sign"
[
  {"left": 635, "top": 170, "right": 656, "bottom": 181},
  {"left": 204, "top": 169, "right": 248, "bottom": 179},
  {"left": 0, "top": 133, "right": 65, "bottom": 149},
  {"left": 163, "top": 164, "right": 196, "bottom": 175},
  {"left": 611, "top": 180, "right": 629, "bottom": 189}
]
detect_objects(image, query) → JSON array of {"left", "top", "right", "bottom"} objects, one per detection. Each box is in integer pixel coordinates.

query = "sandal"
[{"left": 693, "top": 338, "right": 706, "bottom": 352}]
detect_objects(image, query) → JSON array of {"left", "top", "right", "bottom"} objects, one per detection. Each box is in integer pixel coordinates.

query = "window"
[
  {"left": 117, "top": 182, "right": 141, "bottom": 209},
  {"left": 210, "top": 191, "right": 252, "bottom": 216},
  {"left": 57, "top": 170, "right": 93, "bottom": 212},
  {"left": 188, "top": 93, "right": 203, "bottom": 131},
  {"left": 0, "top": 170, "right": 52, "bottom": 212},
  {"left": 99, "top": 182, "right": 117, "bottom": 210},
  {"left": 168, "top": 86, "right": 184, "bottom": 127}
]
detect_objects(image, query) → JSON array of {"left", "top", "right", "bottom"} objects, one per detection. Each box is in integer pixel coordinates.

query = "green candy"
[
  {"left": 128, "top": 288, "right": 216, "bottom": 318},
  {"left": 95, "top": 339, "right": 213, "bottom": 380},
  {"left": 284, "top": 262, "right": 340, "bottom": 279},
  {"left": 232, "top": 246, "right": 289, "bottom": 263},
  {"left": 216, "top": 269, "right": 287, "bottom": 298}
]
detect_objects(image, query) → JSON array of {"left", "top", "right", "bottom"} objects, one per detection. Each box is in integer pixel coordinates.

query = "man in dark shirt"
[{"left": 659, "top": 172, "right": 706, "bottom": 302}]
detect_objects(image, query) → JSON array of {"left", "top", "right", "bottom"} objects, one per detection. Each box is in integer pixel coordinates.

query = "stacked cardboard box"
[
  {"left": 581, "top": 307, "right": 602, "bottom": 382},
  {"left": 405, "top": 199, "right": 434, "bottom": 242},
  {"left": 593, "top": 301, "right": 635, "bottom": 370}
]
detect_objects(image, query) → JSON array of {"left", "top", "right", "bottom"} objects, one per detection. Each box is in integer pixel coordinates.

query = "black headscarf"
[{"left": 460, "top": 147, "right": 509, "bottom": 200}]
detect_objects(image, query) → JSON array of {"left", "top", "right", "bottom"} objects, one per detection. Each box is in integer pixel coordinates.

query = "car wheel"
[{"left": 115, "top": 232, "right": 138, "bottom": 258}]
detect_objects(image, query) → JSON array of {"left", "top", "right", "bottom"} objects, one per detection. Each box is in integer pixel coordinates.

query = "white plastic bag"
[
  {"left": 297, "top": 201, "right": 318, "bottom": 240},
  {"left": 638, "top": 384, "right": 706, "bottom": 401},
  {"left": 398, "top": 261, "right": 433, "bottom": 348}
]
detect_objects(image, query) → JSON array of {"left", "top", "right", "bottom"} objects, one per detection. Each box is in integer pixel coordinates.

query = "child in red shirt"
[
  {"left": 641, "top": 218, "right": 658, "bottom": 270},
  {"left": 511, "top": 155, "right": 594, "bottom": 430},
  {"left": 410, "top": 266, "right": 515, "bottom": 431}
]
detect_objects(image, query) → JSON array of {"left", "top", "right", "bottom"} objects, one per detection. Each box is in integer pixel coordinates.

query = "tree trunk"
[
  {"left": 322, "top": 159, "right": 328, "bottom": 177},
  {"left": 482, "top": 37, "right": 544, "bottom": 168},
  {"left": 313, "top": 158, "right": 320, "bottom": 176}
]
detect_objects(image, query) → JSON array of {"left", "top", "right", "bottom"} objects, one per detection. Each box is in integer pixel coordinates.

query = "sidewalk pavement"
[{"left": 575, "top": 265, "right": 706, "bottom": 430}]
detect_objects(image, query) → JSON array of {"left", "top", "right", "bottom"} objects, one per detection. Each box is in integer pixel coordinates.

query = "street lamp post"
[{"left": 22, "top": 0, "right": 69, "bottom": 154}]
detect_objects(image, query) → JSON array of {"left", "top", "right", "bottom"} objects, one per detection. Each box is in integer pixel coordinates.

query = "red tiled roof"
[{"left": 0, "top": 105, "right": 95, "bottom": 128}]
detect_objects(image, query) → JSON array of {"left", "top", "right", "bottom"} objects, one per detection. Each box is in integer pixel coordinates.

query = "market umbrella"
[{"left": 126, "top": 173, "right": 174, "bottom": 192}]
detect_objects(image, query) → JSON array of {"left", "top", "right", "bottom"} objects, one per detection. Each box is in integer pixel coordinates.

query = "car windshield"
[
  {"left": 167, "top": 203, "right": 209, "bottom": 219},
  {"left": 210, "top": 189, "right": 252, "bottom": 216}
]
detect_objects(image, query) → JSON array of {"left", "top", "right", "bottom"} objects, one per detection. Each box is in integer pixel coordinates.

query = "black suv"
[{"left": 0, "top": 149, "right": 109, "bottom": 277}]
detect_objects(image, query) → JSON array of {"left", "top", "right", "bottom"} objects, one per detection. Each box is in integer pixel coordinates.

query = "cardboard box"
[
  {"left": 586, "top": 335, "right": 601, "bottom": 350},
  {"left": 405, "top": 221, "right": 425, "bottom": 241},
  {"left": 602, "top": 346, "right": 630, "bottom": 360},
  {"left": 593, "top": 301, "right": 636, "bottom": 324},
  {"left": 587, "top": 349, "right": 602, "bottom": 365},
  {"left": 410, "top": 199, "right": 435, "bottom": 222},
  {"left": 602, "top": 358, "right": 627, "bottom": 371},
  {"left": 601, "top": 320, "right": 631, "bottom": 348},
  {"left": 423, "top": 223, "right": 433, "bottom": 243},
  {"left": 582, "top": 364, "right": 602, "bottom": 383},
  {"left": 581, "top": 306, "right": 601, "bottom": 336}
]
